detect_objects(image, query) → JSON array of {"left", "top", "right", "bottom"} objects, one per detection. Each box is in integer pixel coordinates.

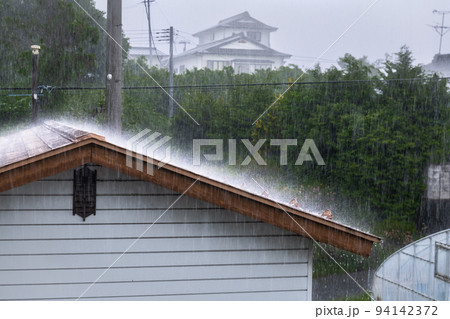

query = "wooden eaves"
[{"left": 0, "top": 121, "right": 381, "bottom": 257}]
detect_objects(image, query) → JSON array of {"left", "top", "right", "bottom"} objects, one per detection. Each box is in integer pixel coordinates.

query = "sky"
[{"left": 93, "top": 0, "right": 450, "bottom": 69}]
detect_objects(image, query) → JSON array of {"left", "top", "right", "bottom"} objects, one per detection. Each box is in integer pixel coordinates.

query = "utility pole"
[
  {"left": 106, "top": 0, "right": 122, "bottom": 133},
  {"left": 431, "top": 10, "right": 450, "bottom": 54},
  {"left": 156, "top": 27, "right": 176, "bottom": 117},
  {"left": 31, "top": 45, "right": 40, "bottom": 123},
  {"left": 169, "top": 26, "right": 174, "bottom": 118},
  {"left": 144, "top": 0, "right": 155, "bottom": 67}
]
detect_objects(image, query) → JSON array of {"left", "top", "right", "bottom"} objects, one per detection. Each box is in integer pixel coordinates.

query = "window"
[
  {"left": 247, "top": 31, "right": 261, "bottom": 42},
  {"left": 234, "top": 62, "right": 250, "bottom": 74},
  {"left": 73, "top": 166, "right": 97, "bottom": 221},
  {"left": 206, "top": 60, "right": 231, "bottom": 71},
  {"left": 253, "top": 64, "right": 272, "bottom": 71},
  {"left": 435, "top": 242, "right": 450, "bottom": 283}
]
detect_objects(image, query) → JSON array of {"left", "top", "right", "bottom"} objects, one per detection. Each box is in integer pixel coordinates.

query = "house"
[
  {"left": 423, "top": 53, "right": 450, "bottom": 77},
  {"left": 373, "top": 228, "right": 450, "bottom": 300},
  {"left": 0, "top": 121, "right": 380, "bottom": 300},
  {"left": 128, "top": 46, "right": 168, "bottom": 68},
  {"left": 172, "top": 11, "right": 291, "bottom": 74}
]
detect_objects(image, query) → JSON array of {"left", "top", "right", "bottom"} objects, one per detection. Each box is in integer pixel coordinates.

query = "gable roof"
[
  {"left": 174, "top": 33, "right": 290, "bottom": 60},
  {"left": 0, "top": 121, "right": 380, "bottom": 257},
  {"left": 193, "top": 11, "right": 277, "bottom": 37}
]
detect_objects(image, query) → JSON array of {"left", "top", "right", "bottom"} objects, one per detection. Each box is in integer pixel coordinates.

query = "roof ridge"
[
  {"left": 193, "top": 12, "right": 277, "bottom": 37},
  {"left": 218, "top": 11, "right": 250, "bottom": 25},
  {"left": 43, "top": 121, "right": 86, "bottom": 142},
  {"left": 43, "top": 120, "right": 105, "bottom": 143}
]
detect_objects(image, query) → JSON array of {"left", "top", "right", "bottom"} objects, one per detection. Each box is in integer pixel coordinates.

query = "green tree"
[
  {"left": 0, "top": 0, "right": 106, "bottom": 87},
  {"left": 0, "top": 0, "right": 131, "bottom": 127}
]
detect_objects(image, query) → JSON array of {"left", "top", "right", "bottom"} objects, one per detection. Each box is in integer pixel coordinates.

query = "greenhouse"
[{"left": 373, "top": 229, "right": 450, "bottom": 300}]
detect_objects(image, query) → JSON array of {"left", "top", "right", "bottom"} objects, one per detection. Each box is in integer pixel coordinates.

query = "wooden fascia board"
[
  {"left": 0, "top": 142, "right": 94, "bottom": 193},
  {"left": 90, "top": 140, "right": 380, "bottom": 242},
  {"left": 0, "top": 138, "right": 97, "bottom": 175},
  {"left": 90, "top": 141, "right": 380, "bottom": 257},
  {"left": 0, "top": 138, "right": 380, "bottom": 256}
]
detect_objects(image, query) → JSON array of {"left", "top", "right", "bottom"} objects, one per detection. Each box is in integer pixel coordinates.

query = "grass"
[
  {"left": 333, "top": 293, "right": 373, "bottom": 301},
  {"left": 312, "top": 243, "right": 383, "bottom": 278},
  {"left": 313, "top": 217, "right": 419, "bottom": 278}
]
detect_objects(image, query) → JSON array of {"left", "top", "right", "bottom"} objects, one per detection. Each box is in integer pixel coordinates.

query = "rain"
[{"left": 0, "top": 0, "right": 449, "bottom": 309}]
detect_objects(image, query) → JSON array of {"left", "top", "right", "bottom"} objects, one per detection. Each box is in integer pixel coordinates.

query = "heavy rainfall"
[{"left": 0, "top": 0, "right": 449, "bottom": 303}]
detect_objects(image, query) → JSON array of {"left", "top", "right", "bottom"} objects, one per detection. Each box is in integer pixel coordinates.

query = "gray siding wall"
[{"left": 0, "top": 165, "right": 313, "bottom": 300}]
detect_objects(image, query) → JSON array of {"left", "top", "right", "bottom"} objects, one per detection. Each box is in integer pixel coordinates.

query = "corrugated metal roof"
[{"left": 0, "top": 121, "right": 105, "bottom": 169}]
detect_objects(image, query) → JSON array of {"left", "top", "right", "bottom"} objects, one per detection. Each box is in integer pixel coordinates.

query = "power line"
[
  {"left": 1, "top": 76, "right": 448, "bottom": 93},
  {"left": 155, "top": 2, "right": 171, "bottom": 28}
]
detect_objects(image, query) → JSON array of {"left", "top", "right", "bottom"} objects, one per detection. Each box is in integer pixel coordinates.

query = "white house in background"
[
  {"left": 423, "top": 54, "right": 450, "bottom": 77},
  {"left": 129, "top": 46, "right": 168, "bottom": 68},
  {"left": 0, "top": 121, "right": 379, "bottom": 301},
  {"left": 172, "top": 11, "right": 291, "bottom": 74}
]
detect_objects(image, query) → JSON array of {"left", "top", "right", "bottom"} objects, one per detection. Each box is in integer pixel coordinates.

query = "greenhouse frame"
[{"left": 373, "top": 229, "right": 450, "bottom": 300}]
